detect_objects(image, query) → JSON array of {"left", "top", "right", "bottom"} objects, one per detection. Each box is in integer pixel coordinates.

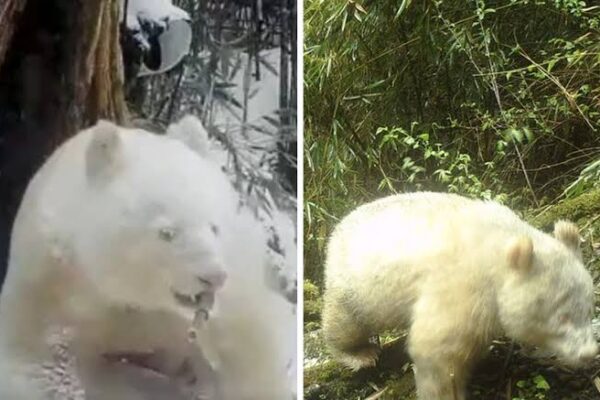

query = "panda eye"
[{"left": 158, "top": 227, "right": 177, "bottom": 242}]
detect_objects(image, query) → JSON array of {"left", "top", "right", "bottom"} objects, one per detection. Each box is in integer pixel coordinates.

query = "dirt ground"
[{"left": 304, "top": 329, "right": 600, "bottom": 400}]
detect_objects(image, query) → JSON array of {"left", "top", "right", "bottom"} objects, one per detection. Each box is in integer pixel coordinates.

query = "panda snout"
[{"left": 197, "top": 269, "right": 227, "bottom": 290}]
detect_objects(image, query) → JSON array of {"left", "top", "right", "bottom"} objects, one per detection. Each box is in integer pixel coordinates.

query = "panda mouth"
[
  {"left": 103, "top": 350, "right": 166, "bottom": 376},
  {"left": 171, "top": 288, "right": 214, "bottom": 322},
  {"left": 102, "top": 350, "right": 199, "bottom": 385},
  {"left": 172, "top": 291, "right": 203, "bottom": 308}
]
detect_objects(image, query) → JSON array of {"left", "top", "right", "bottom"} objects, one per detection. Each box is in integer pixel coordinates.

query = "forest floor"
[{"left": 303, "top": 190, "right": 600, "bottom": 400}]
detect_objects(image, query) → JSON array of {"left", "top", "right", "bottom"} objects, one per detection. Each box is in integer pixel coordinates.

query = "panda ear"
[
  {"left": 85, "top": 120, "right": 123, "bottom": 182},
  {"left": 167, "top": 115, "right": 210, "bottom": 157},
  {"left": 553, "top": 220, "right": 581, "bottom": 253},
  {"left": 506, "top": 236, "right": 534, "bottom": 272}
]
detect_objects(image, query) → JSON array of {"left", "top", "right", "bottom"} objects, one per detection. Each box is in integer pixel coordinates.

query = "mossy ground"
[{"left": 304, "top": 191, "right": 600, "bottom": 400}]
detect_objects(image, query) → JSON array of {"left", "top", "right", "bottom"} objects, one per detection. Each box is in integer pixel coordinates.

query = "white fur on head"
[
  {"left": 167, "top": 115, "right": 210, "bottom": 157},
  {"left": 85, "top": 120, "right": 123, "bottom": 182},
  {"left": 507, "top": 236, "right": 534, "bottom": 272},
  {"left": 554, "top": 220, "right": 581, "bottom": 253}
]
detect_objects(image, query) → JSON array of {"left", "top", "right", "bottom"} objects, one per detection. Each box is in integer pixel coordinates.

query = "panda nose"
[{"left": 197, "top": 269, "right": 227, "bottom": 290}]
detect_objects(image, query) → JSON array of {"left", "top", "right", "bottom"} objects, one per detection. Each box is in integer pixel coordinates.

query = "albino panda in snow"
[
  {"left": 323, "top": 192, "right": 598, "bottom": 400},
  {"left": 0, "top": 116, "right": 293, "bottom": 400}
]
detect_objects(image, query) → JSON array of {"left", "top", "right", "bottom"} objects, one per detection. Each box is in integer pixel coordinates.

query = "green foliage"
[
  {"left": 513, "top": 374, "right": 551, "bottom": 400},
  {"left": 564, "top": 157, "right": 600, "bottom": 197},
  {"left": 304, "top": 0, "right": 600, "bottom": 283},
  {"left": 304, "top": 280, "right": 323, "bottom": 323}
]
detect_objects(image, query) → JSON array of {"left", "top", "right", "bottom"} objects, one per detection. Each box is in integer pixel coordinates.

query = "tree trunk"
[
  {"left": 0, "top": 0, "right": 28, "bottom": 66},
  {"left": 0, "top": 0, "right": 128, "bottom": 285}
]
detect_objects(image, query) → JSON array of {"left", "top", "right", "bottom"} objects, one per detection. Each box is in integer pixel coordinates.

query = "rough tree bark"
[
  {"left": 0, "top": 0, "right": 28, "bottom": 65},
  {"left": 0, "top": 0, "right": 129, "bottom": 285}
]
